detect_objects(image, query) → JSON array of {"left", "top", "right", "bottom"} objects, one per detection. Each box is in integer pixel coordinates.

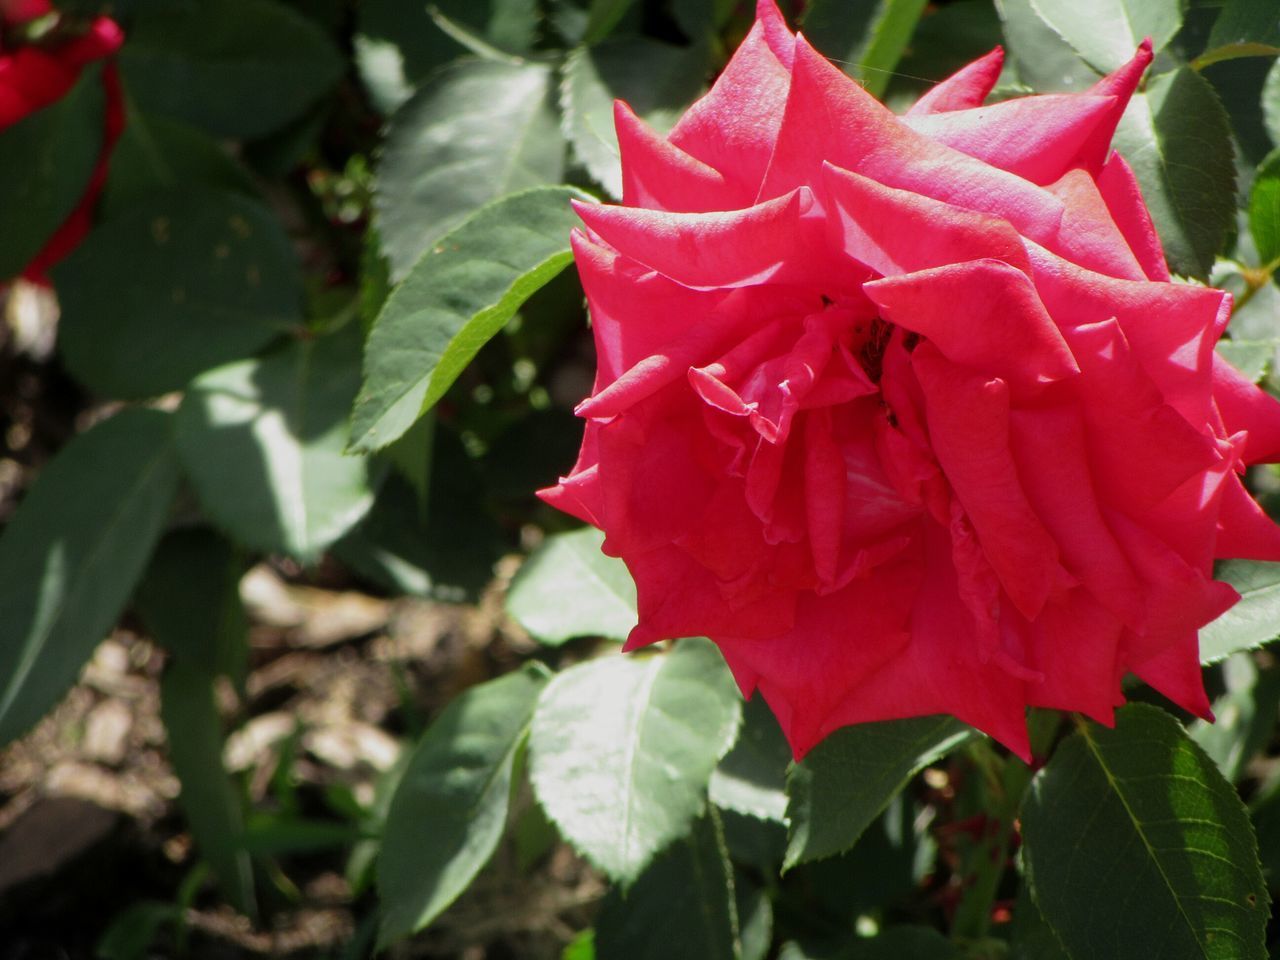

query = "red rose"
[
  {"left": 1, "top": 2, "right": 123, "bottom": 283},
  {"left": 542, "top": 0, "right": 1280, "bottom": 760}
]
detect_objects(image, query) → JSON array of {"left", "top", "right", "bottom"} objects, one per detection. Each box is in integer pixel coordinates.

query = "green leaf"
[
  {"left": 562, "top": 930, "right": 595, "bottom": 960},
  {"left": 377, "top": 664, "right": 549, "bottom": 944},
  {"left": 803, "top": 0, "right": 930, "bottom": 99},
  {"left": 783, "top": 716, "right": 971, "bottom": 870},
  {"left": 96, "top": 902, "right": 182, "bottom": 960},
  {"left": 1113, "top": 66, "right": 1237, "bottom": 280},
  {"left": 1216, "top": 338, "right": 1275, "bottom": 382},
  {"left": 506, "top": 527, "right": 637, "bottom": 645},
  {"left": 135, "top": 529, "right": 248, "bottom": 683},
  {"left": 176, "top": 324, "right": 379, "bottom": 563},
  {"left": 161, "top": 661, "right": 255, "bottom": 917},
  {"left": 1265, "top": 58, "right": 1280, "bottom": 148},
  {"left": 1029, "top": 0, "right": 1182, "bottom": 73},
  {"left": 1199, "top": 0, "right": 1280, "bottom": 68},
  {"left": 1200, "top": 559, "right": 1280, "bottom": 662},
  {"left": 356, "top": 0, "right": 538, "bottom": 100},
  {"left": 55, "top": 189, "right": 301, "bottom": 399},
  {"left": 561, "top": 38, "right": 709, "bottom": 198},
  {"left": 101, "top": 109, "right": 258, "bottom": 219},
  {"left": 1191, "top": 654, "right": 1280, "bottom": 782},
  {"left": 0, "top": 410, "right": 179, "bottom": 746},
  {"left": 736, "top": 874, "right": 772, "bottom": 960},
  {"left": 336, "top": 435, "right": 505, "bottom": 603},
  {"left": 1249, "top": 781, "right": 1280, "bottom": 892},
  {"left": 595, "top": 810, "right": 740, "bottom": 960},
  {"left": 350, "top": 186, "right": 589, "bottom": 453},
  {"left": 671, "top": 0, "right": 736, "bottom": 40},
  {"left": 528, "top": 639, "right": 742, "bottom": 883},
  {"left": 582, "top": 0, "right": 636, "bottom": 43},
  {"left": 1021, "top": 704, "right": 1268, "bottom": 960},
  {"left": 119, "top": 0, "right": 343, "bottom": 139},
  {"left": 1010, "top": 884, "right": 1071, "bottom": 960},
  {"left": 0, "top": 64, "right": 103, "bottom": 279},
  {"left": 374, "top": 59, "right": 564, "bottom": 281},
  {"left": 709, "top": 696, "right": 791, "bottom": 823},
  {"left": 780, "top": 927, "right": 961, "bottom": 960},
  {"left": 994, "top": 0, "right": 1098, "bottom": 92},
  {"left": 1250, "top": 149, "right": 1280, "bottom": 266}
]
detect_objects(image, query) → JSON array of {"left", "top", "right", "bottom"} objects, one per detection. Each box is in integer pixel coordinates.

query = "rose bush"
[
  {"left": 1, "top": 0, "right": 122, "bottom": 283},
  {"left": 544, "top": 0, "right": 1280, "bottom": 760}
]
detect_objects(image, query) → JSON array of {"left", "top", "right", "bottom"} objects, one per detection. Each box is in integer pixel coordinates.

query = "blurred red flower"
[
  {"left": 1, "top": 0, "right": 123, "bottom": 283},
  {"left": 543, "top": 0, "right": 1280, "bottom": 759}
]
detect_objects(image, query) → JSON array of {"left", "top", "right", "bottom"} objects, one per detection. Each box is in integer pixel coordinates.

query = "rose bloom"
[
  {"left": 1, "top": 0, "right": 123, "bottom": 283},
  {"left": 542, "top": 1, "right": 1280, "bottom": 760}
]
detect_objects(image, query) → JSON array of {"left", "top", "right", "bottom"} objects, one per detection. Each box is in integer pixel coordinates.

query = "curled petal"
[
  {"left": 902, "top": 93, "right": 1118, "bottom": 186},
  {"left": 615, "top": 102, "right": 746, "bottom": 212},
  {"left": 865, "top": 259, "right": 1078, "bottom": 394},
  {"left": 906, "top": 47, "right": 1004, "bottom": 116}
]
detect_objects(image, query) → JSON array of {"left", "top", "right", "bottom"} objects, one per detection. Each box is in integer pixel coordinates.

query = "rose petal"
[
  {"left": 864, "top": 259, "right": 1078, "bottom": 394},
  {"left": 820, "top": 163, "right": 1031, "bottom": 277},
  {"left": 905, "top": 47, "right": 1004, "bottom": 116},
  {"left": 615, "top": 102, "right": 746, "bottom": 212},
  {"left": 912, "top": 347, "right": 1063, "bottom": 620},
  {"left": 668, "top": 17, "right": 792, "bottom": 197},
  {"left": 815, "top": 522, "right": 1032, "bottom": 760},
  {"left": 1096, "top": 152, "right": 1171, "bottom": 281},
  {"left": 1212, "top": 350, "right": 1280, "bottom": 464},
  {"left": 902, "top": 93, "right": 1117, "bottom": 186},
  {"left": 1009, "top": 405, "right": 1145, "bottom": 628}
]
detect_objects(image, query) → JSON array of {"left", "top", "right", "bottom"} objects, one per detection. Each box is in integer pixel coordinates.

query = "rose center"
[{"left": 854, "top": 316, "right": 893, "bottom": 382}]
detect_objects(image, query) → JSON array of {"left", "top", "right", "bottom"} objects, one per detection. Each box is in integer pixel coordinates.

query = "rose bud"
[
  {"left": 542, "top": 0, "right": 1280, "bottom": 761},
  {"left": 1, "top": 0, "right": 124, "bottom": 284}
]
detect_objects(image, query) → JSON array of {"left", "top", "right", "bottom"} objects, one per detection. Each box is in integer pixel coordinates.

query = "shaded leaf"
[
  {"left": 356, "top": 0, "right": 538, "bottom": 98},
  {"left": 136, "top": 529, "right": 248, "bottom": 683},
  {"left": 101, "top": 109, "right": 257, "bottom": 218},
  {"left": 804, "top": 0, "right": 930, "bottom": 98},
  {"left": 374, "top": 59, "right": 564, "bottom": 280},
  {"left": 0, "top": 410, "right": 179, "bottom": 746},
  {"left": 784, "top": 716, "right": 970, "bottom": 869},
  {"left": 161, "top": 662, "right": 255, "bottom": 916},
  {"left": 583, "top": 0, "right": 637, "bottom": 43},
  {"left": 377, "top": 664, "right": 549, "bottom": 944},
  {"left": 1022, "top": 704, "right": 1267, "bottom": 960},
  {"left": 56, "top": 189, "right": 301, "bottom": 398},
  {"left": 1010, "top": 884, "right": 1071, "bottom": 960},
  {"left": 351, "top": 187, "right": 589, "bottom": 453},
  {"left": 506, "top": 527, "right": 637, "bottom": 645},
  {"left": 336, "top": 438, "right": 505, "bottom": 603},
  {"left": 780, "top": 927, "right": 961, "bottom": 960},
  {"left": 119, "top": 0, "right": 344, "bottom": 139},
  {"left": 595, "top": 811, "right": 740, "bottom": 960},
  {"left": 528, "top": 639, "right": 742, "bottom": 883},
  {"left": 0, "top": 65, "right": 103, "bottom": 279},
  {"left": 1200, "top": 559, "right": 1280, "bottom": 662},
  {"left": 176, "top": 324, "right": 379, "bottom": 563},
  {"left": 1199, "top": 0, "right": 1280, "bottom": 68},
  {"left": 1113, "top": 66, "right": 1237, "bottom": 279},
  {"left": 709, "top": 696, "right": 791, "bottom": 823}
]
